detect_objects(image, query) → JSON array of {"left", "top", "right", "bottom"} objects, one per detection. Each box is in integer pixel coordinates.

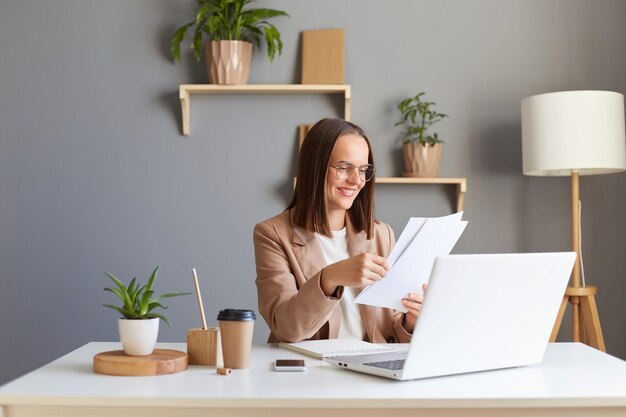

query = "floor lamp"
[{"left": 521, "top": 90, "right": 626, "bottom": 352}]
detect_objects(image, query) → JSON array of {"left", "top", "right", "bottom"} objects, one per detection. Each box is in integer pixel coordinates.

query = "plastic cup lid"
[{"left": 217, "top": 309, "right": 256, "bottom": 321}]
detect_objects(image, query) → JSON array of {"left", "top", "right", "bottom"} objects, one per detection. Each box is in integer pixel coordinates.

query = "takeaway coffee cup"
[{"left": 217, "top": 309, "right": 256, "bottom": 369}]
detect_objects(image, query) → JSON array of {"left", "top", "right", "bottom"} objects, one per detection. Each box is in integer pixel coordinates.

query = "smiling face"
[{"left": 325, "top": 133, "right": 370, "bottom": 228}]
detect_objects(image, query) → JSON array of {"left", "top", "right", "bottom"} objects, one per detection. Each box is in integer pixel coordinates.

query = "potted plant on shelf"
[
  {"left": 170, "top": 0, "right": 289, "bottom": 85},
  {"left": 103, "top": 266, "right": 190, "bottom": 356},
  {"left": 395, "top": 92, "right": 449, "bottom": 177}
]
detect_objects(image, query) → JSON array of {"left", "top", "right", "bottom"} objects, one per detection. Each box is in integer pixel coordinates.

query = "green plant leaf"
[
  {"left": 104, "top": 286, "right": 124, "bottom": 301},
  {"left": 145, "top": 266, "right": 158, "bottom": 292},
  {"left": 104, "top": 286, "right": 133, "bottom": 313},
  {"left": 127, "top": 277, "right": 137, "bottom": 296},
  {"left": 263, "top": 25, "right": 282, "bottom": 62},
  {"left": 196, "top": 1, "right": 220, "bottom": 23},
  {"left": 241, "top": 8, "right": 288, "bottom": 25},
  {"left": 139, "top": 290, "right": 155, "bottom": 317},
  {"left": 147, "top": 301, "right": 168, "bottom": 312},
  {"left": 102, "top": 304, "right": 129, "bottom": 318},
  {"left": 104, "top": 271, "right": 126, "bottom": 291},
  {"left": 170, "top": 23, "right": 194, "bottom": 63},
  {"left": 192, "top": 22, "right": 206, "bottom": 61},
  {"left": 158, "top": 291, "right": 193, "bottom": 298}
]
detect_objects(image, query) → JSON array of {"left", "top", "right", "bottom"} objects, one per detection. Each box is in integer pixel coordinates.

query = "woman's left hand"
[{"left": 402, "top": 283, "right": 428, "bottom": 333}]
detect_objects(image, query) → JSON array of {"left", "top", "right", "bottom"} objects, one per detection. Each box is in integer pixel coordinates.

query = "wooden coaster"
[{"left": 93, "top": 349, "right": 188, "bottom": 376}]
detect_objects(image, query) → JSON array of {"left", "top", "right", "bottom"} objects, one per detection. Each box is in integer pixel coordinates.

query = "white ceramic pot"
[{"left": 118, "top": 318, "right": 159, "bottom": 356}]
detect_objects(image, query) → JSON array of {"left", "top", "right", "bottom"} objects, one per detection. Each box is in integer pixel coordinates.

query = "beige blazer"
[{"left": 254, "top": 210, "right": 411, "bottom": 344}]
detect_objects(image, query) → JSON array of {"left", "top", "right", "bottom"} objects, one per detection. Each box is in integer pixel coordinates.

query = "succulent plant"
[{"left": 103, "top": 266, "right": 190, "bottom": 329}]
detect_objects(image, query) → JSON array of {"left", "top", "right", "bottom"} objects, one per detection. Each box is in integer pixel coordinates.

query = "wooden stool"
[{"left": 550, "top": 285, "right": 606, "bottom": 352}]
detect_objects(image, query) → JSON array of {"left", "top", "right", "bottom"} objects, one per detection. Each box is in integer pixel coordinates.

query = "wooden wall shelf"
[
  {"left": 294, "top": 177, "right": 467, "bottom": 212},
  {"left": 375, "top": 177, "right": 467, "bottom": 212},
  {"left": 179, "top": 84, "right": 351, "bottom": 136}
]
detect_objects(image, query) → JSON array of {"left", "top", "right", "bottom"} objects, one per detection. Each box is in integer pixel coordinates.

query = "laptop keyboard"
[{"left": 364, "top": 359, "right": 405, "bottom": 370}]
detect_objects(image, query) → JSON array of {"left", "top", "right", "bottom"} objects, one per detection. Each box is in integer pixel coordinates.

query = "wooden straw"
[{"left": 192, "top": 268, "right": 208, "bottom": 330}]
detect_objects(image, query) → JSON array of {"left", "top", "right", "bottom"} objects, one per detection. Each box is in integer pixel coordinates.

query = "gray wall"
[{"left": 1, "top": 0, "right": 625, "bottom": 385}]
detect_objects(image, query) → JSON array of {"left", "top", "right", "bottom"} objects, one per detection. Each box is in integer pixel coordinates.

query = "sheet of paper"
[
  {"left": 388, "top": 212, "right": 463, "bottom": 267},
  {"left": 354, "top": 213, "right": 467, "bottom": 312}
]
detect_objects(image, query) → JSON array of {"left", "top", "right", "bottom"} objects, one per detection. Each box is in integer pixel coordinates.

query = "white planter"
[{"left": 118, "top": 318, "right": 159, "bottom": 356}]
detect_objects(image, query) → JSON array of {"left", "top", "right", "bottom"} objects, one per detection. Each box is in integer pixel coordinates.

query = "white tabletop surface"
[{"left": 1, "top": 342, "right": 625, "bottom": 413}]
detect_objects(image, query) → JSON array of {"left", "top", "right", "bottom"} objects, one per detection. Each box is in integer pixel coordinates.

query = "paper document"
[{"left": 354, "top": 212, "right": 467, "bottom": 311}]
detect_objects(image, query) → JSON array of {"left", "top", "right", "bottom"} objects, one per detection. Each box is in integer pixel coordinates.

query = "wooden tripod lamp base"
[
  {"left": 550, "top": 286, "right": 606, "bottom": 352},
  {"left": 547, "top": 173, "right": 607, "bottom": 352},
  {"left": 548, "top": 173, "right": 607, "bottom": 352}
]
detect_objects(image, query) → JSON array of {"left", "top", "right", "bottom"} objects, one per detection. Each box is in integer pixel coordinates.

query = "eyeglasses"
[{"left": 328, "top": 163, "right": 376, "bottom": 182}]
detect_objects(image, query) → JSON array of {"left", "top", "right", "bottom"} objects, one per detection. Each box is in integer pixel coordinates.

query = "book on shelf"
[{"left": 301, "top": 29, "right": 345, "bottom": 85}]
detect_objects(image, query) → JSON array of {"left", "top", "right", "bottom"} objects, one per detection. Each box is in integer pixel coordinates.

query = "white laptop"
[{"left": 325, "top": 252, "right": 576, "bottom": 380}]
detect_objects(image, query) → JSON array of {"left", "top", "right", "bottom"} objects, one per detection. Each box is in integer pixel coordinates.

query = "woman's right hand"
[{"left": 320, "top": 253, "right": 390, "bottom": 296}]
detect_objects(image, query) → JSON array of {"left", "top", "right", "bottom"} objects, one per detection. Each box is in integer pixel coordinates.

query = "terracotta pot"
[
  {"left": 403, "top": 142, "right": 442, "bottom": 177},
  {"left": 205, "top": 40, "right": 252, "bottom": 85},
  {"left": 118, "top": 318, "right": 159, "bottom": 356}
]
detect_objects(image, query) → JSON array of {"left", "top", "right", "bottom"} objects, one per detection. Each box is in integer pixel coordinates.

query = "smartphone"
[{"left": 273, "top": 359, "right": 306, "bottom": 372}]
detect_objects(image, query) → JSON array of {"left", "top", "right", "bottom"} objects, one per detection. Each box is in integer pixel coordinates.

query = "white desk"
[{"left": 1, "top": 342, "right": 625, "bottom": 417}]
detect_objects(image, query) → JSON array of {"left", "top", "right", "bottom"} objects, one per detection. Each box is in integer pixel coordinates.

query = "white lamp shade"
[{"left": 521, "top": 90, "right": 626, "bottom": 176}]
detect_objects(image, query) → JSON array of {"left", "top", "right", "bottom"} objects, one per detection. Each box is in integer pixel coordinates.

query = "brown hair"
[{"left": 287, "top": 118, "right": 376, "bottom": 239}]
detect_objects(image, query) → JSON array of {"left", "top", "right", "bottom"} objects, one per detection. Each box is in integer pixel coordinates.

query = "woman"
[{"left": 254, "top": 118, "right": 424, "bottom": 343}]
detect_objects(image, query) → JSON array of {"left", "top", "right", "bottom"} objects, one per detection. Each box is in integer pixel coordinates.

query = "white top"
[
  {"left": 0, "top": 342, "right": 625, "bottom": 417},
  {"left": 317, "top": 228, "right": 366, "bottom": 341}
]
